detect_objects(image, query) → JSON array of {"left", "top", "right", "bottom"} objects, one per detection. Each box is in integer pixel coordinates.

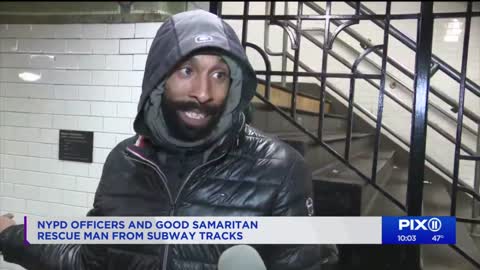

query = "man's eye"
[
  {"left": 213, "top": 72, "right": 227, "bottom": 80},
  {"left": 179, "top": 67, "right": 192, "bottom": 76}
]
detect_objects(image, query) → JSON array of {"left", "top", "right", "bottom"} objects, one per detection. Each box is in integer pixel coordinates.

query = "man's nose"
[{"left": 190, "top": 75, "right": 212, "bottom": 104}]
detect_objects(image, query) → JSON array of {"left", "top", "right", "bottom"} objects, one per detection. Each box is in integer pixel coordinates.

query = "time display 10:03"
[{"left": 397, "top": 235, "right": 417, "bottom": 242}]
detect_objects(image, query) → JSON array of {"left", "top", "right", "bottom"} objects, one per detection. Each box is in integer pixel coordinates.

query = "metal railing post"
[
  {"left": 451, "top": 1, "right": 472, "bottom": 217},
  {"left": 405, "top": 2, "right": 434, "bottom": 269},
  {"left": 281, "top": 2, "right": 289, "bottom": 87},
  {"left": 209, "top": 1, "right": 221, "bottom": 15}
]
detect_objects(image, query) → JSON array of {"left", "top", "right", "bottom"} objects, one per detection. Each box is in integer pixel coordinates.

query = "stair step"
[
  {"left": 312, "top": 150, "right": 395, "bottom": 182},
  {"left": 324, "top": 113, "right": 347, "bottom": 120},
  {"left": 254, "top": 82, "right": 330, "bottom": 114},
  {"left": 275, "top": 131, "right": 374, "bottom": 169},
  {"left": 311, "top": 150, "right": 395, "bottom": 216},
  {"left": 250, "top": 105, "right": 346, "bottom": 134},
  {"left": 365, "top": 165, "right": 407, "bottom": 216},
  {"left": 273, "top": 131, "right": 371, "bottom": 143}
]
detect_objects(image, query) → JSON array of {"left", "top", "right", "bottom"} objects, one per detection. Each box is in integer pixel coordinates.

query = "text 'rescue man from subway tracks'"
[{"left": 0, "top": 9, "right": 338, "bottom": 270}]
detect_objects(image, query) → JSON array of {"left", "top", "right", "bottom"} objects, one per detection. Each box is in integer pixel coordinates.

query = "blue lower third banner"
[{"left": 382, "top": 216, "right": 456, "bottom": 244}]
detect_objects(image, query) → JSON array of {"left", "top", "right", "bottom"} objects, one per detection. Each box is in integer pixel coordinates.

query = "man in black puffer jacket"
[{"left": 0, "top": 9, "right": 337, "bottom": 270}]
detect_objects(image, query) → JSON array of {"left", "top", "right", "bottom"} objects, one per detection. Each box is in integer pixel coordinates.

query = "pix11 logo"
[
  {"left": 398, "top": 217, "right": 442, "bottom": 232},
  {"left": 382, "top": 216, "right": 455, "bottom": 244}
]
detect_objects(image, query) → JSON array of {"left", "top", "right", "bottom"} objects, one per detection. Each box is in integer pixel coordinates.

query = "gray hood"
[{"left": 133, "top": 9, "right": 257, "bottom": 151}]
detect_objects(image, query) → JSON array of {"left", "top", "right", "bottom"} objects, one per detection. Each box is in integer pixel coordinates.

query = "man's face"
[{"left": 162, "top": 54, "right": 230, "bottom": 142}]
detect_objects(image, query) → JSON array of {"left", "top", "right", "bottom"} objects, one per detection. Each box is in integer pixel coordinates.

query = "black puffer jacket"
[
  {"left": 0, "top": 9, "right": 337, "bottom": 270},
  {"left": 0, "top": 126, "right": 336, "bottom": 270}
]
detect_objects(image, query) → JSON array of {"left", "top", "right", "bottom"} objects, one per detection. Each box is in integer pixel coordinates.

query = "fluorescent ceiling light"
[
  {"left": 444, "top": 35, "right": 459, "bottom": 42},
  {"left": 443, "top": 18, "right": 462, "bottom": 43},
  {"left": 18, "top": 72, "right": 41, "bottom": 82}
]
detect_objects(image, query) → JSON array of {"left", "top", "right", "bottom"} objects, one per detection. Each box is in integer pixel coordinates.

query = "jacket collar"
[{"left": 130, "top": 113, "right": 246, "bottom": 164}]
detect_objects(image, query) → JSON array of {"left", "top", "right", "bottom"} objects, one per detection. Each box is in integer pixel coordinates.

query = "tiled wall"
[{"left": 0, "top": 22, "right": 162, "bottom": 270}]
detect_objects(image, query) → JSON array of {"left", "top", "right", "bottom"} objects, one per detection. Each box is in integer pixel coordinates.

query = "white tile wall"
[
  {"left": 1, "top": 197, "right": 26, "bottom": 213},
  {"left": 93, "top": 133, "right": 117, "bottom": 148},
  {"left": 91, "top": 102, "right": 117, "bottom": 117},
  {"left": 0, "top": 39, "right": 18, "bottom": 52},
  {"left": 77, "top": 86, "right": 105, "bottom": 101},
  {"left": 105, "top": 86, "right": 131, "bottom": 102},
  {"left": 117, "top": 103, "right": 137, "bottom": 118},
  {"left": 28, "top": 142, "right": 54, "bottom": 158},
  {"left": 91, "top": 39, "right": 120, "bottom": 54},
  {"left": 30, "top": 55, "right": 55, "bottom": 69},
  {"left": 88, "top": 163, "right": 104, "bottom": 179},
  {"left": 28, "top": 113, "right": 54, "bottom": 129},
  {"left": 107, "top": 24, "right": 135, "bottom": 39},
  {"left": 92, "top": 71, "right": 118, "bottom": 86},
  {"left": 105, "top": 55, "right": 133, "bottom": 70},
  {"left": 134, "top": 23, "right": 162, "bottom": 38},
  {"left": 53, "top": 115, "right": 78, "bottom": 129},
  {"left": 3, "top": 112, "right": 28, "bottom": 127},
  {"left": 146, "top": 39, "right": 154, "bottom": 52},
  {"left": 54, "top": 85, "right": 78, "bottom": 100},
  {"left": 118, "top": 71, "right": 143, "bottom": 86},
  {"left": 119, "top": 39, "right": 147, "bottom": 54},
  {"left": 62, "top": 162, "right": 90, "bottom": 177},
  {"left": 0, "top": 24, "right": 161, "bottom": 251},
  {"left": 82, "top": 24, "right": 107, "bottom": 39},
  {"left": 78, "top": 55, "right": 107, "bottom": 70},
  {"left": 103, "top": 118, "right": 132, "bottom": 133},
  {"left": 131, "top": 87, "right": 142, "bottom": 103},
  {"left": 133, "top": 55, "right": 147, "bottom": 70},
  {"left": 64, "top": 101, "right": 91, "bottom": 116},
  {"left": 66, "top": 40, "right": 91, "bottom": 54},
  {"left": 75, "top": 177, "right": 100, "bottom": 193},
  {"left": 77, "top": 116, "right": 104, "bottom": 132},
  {"left": 54, "top": 25, "right": 83, "bottom": 39}
]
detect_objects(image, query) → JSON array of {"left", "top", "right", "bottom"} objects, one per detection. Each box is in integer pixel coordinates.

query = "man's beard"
[{"left": 161, "top": 97, "right": 226, "bottom": 142}]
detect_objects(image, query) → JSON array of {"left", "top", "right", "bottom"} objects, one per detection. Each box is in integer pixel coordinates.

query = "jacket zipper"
[
  {"left": 126, "top": 148, "right": 173, "bottom": 205},
  {"left": 126, "top": 147, "right": 230, "bottom": 270},
  {"left": 174, "top": 149, "right": 230, "bottom": 204},
  {"left": 125, "top": 148, "right": 174, "bottom": 270}
]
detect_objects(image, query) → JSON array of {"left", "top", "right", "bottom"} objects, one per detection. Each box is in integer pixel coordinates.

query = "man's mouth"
[
  {"left": 178, "top": 110, "right": 212, "bottom": 127},
  {"left": 185, "top": 111, "right": 206, "bottom": 120}
]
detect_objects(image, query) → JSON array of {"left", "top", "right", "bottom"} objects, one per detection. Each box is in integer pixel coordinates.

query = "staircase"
[
  {"left": 249, "top": 81, "right": 480, "bottom": 269},
  {"left": 214, "top": 1, "right": 480, "bottom": 269}
]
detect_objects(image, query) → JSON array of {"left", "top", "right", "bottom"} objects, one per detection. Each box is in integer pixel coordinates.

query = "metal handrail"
[
  {"left": 345, "top": 1, "right": 480, "bottom": 98},
  {"left": 305, "top": 2, "right": 480, "bottom": 126},
  {"left": 259, "top": 7, "right": 479, "bottom": 194},
  {"left": 282, "top": 50, "right": 480, "bottom": 201},
  {"left": 308, "top": 27, "right": 478, "bottom": 137},
  {"left": 238, "top": 2, "right": 480, "bottom": 267},
  {"left": 279, "top": 19, "right": 477, "bottom": 157},
  {"left": 249, "top": 2, "right": 480, "bottom": 268},
  {"left": 297, "top": 2, "right": 480, "bottom": 198}
]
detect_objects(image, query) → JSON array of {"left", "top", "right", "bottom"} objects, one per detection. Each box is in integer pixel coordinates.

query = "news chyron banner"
[{"left": 24, "top": 216, "right": 455, "bottom": 245}]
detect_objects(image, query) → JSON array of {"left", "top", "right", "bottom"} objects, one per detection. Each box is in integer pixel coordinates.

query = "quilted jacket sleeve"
[
  {"left": 0, "top": 208, "right": 106, "bottom": 270},
  {"left": 263, "top": 154, "right": 339, "bottom": 270}
]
